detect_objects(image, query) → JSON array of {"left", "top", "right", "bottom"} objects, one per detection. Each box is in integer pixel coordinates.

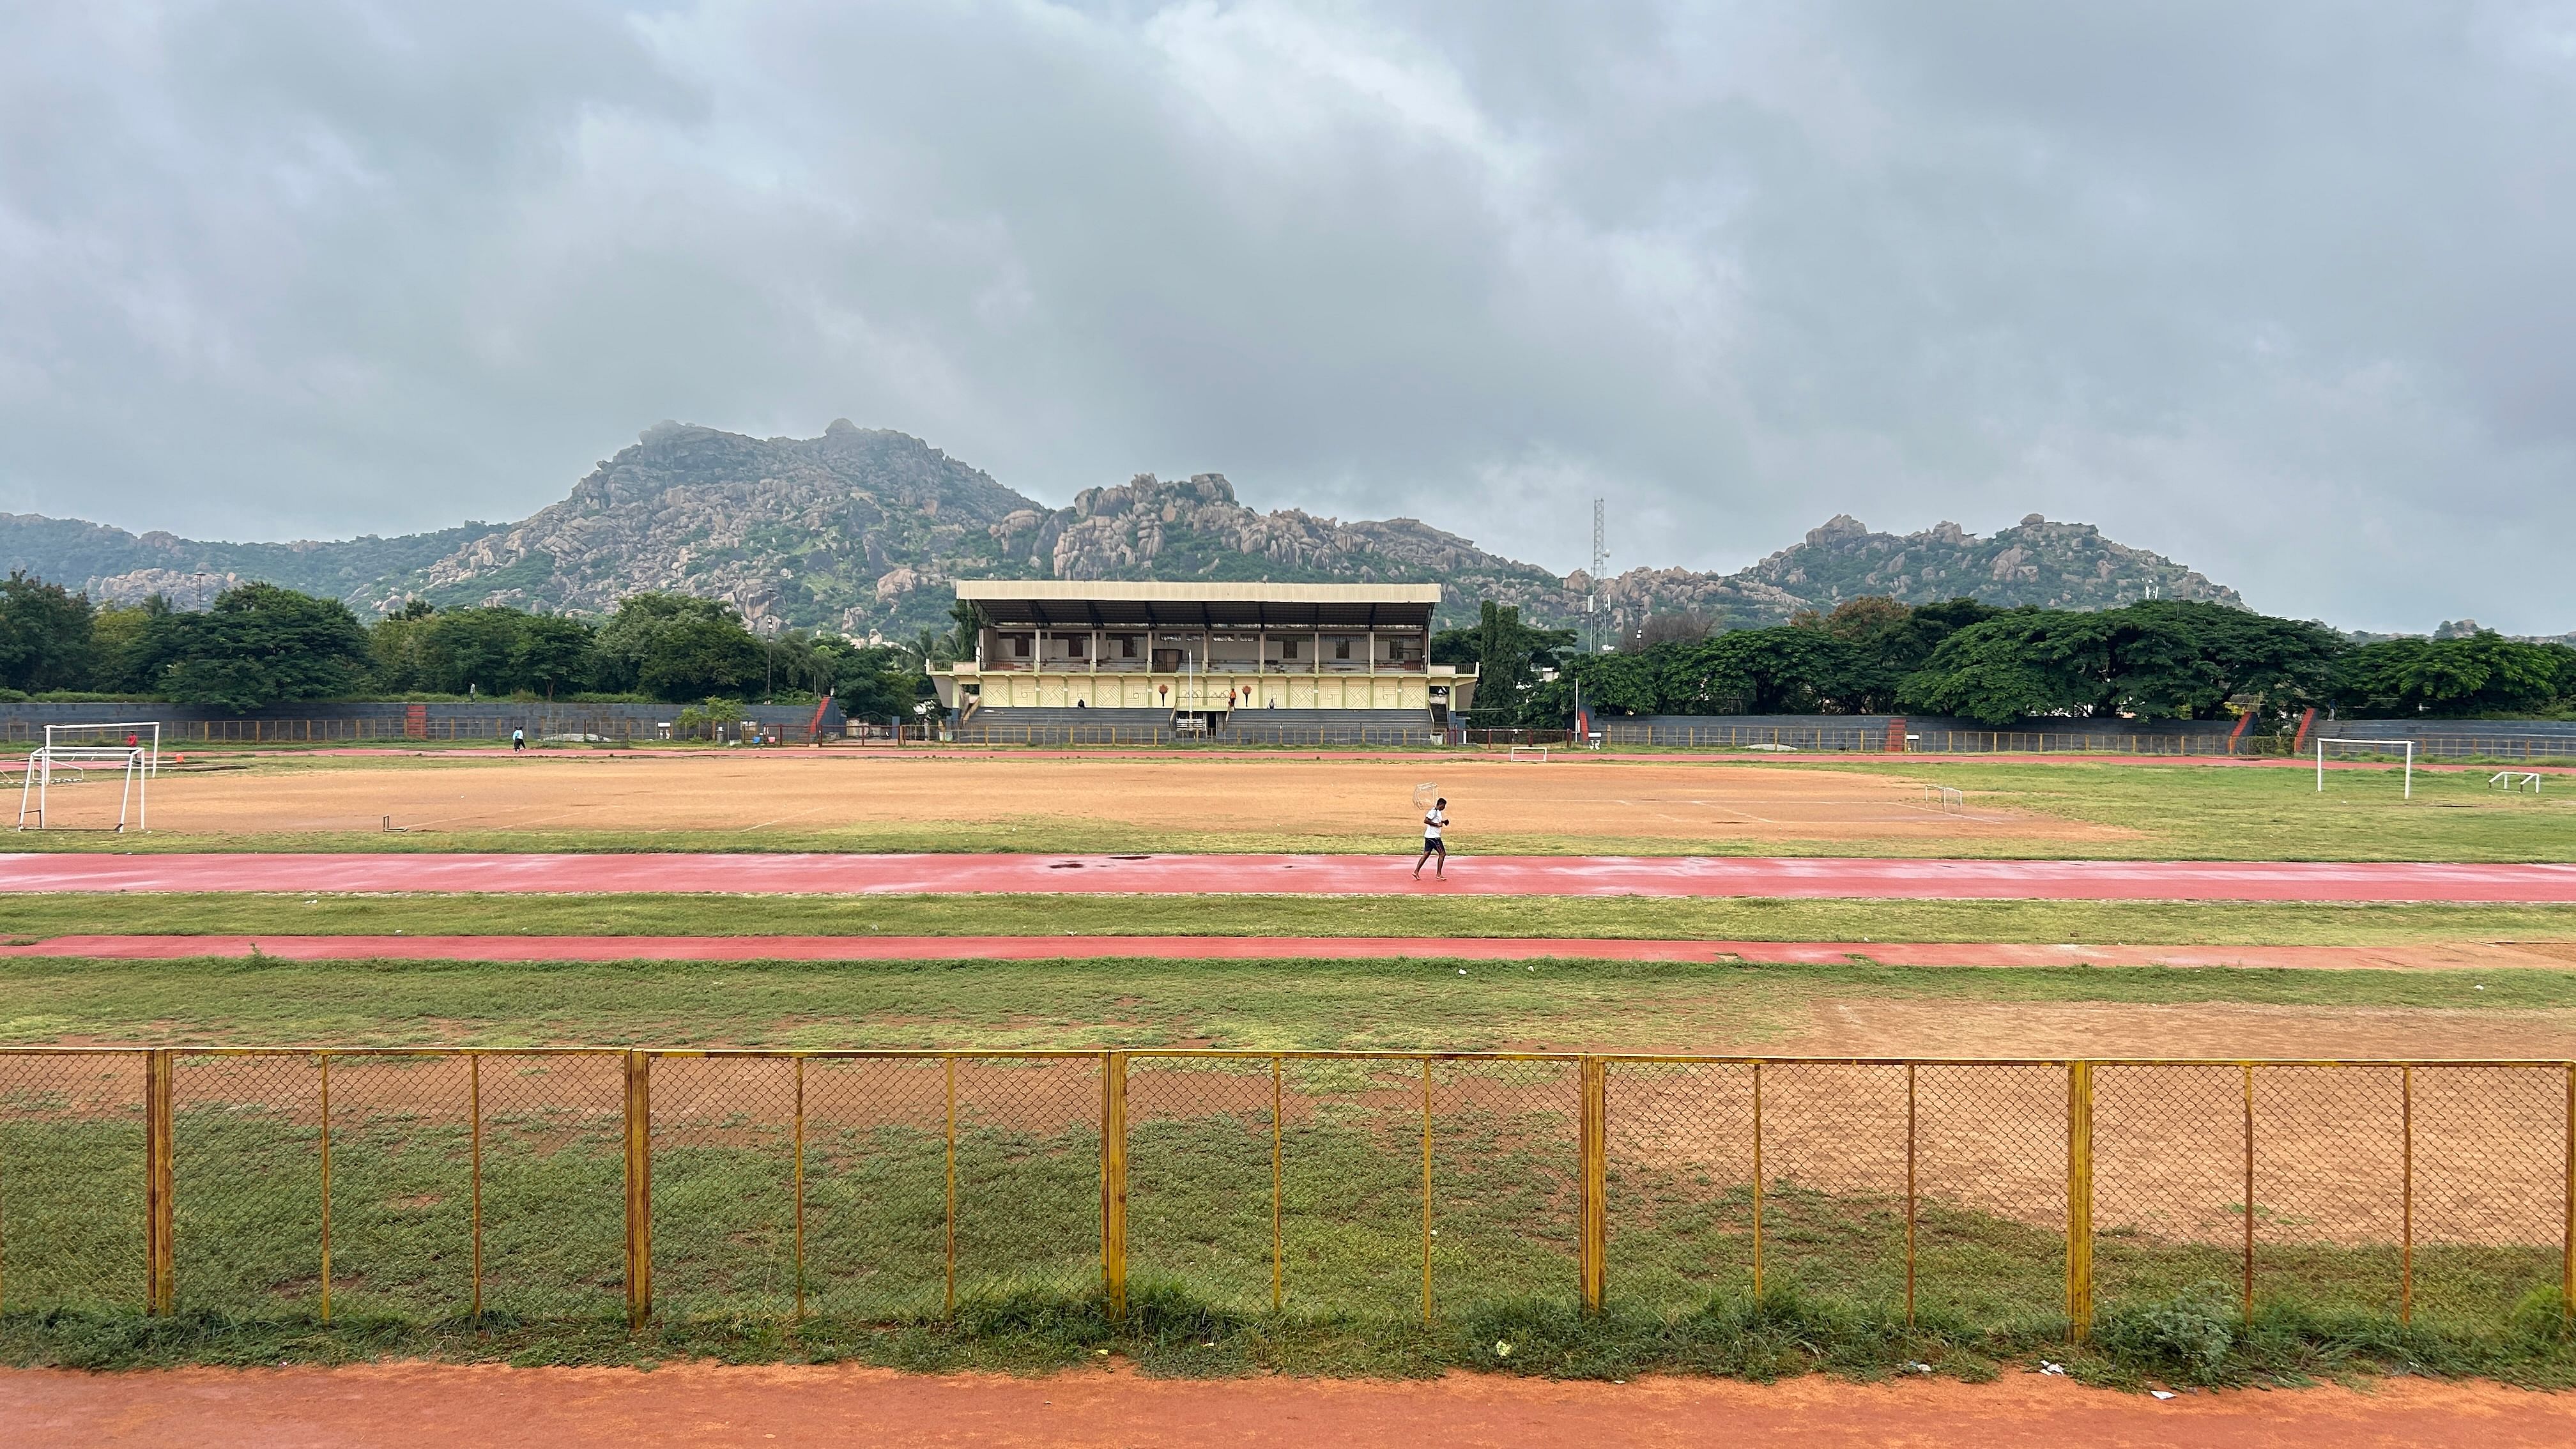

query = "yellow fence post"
[
  {"left": 1101, "top": 1052, "right": 1128, "bottom": 1321},
  {"left": 2065, "top": 1061, "right": 2092, "bottom": 1339},
  {"left": 1578, "top": 1057, "right": 1606, "bottom": 1314},
  {"left": 1905, "top": 1064, "right": 1917, "bottom": 1327},
  {"left": 1751, "top": 1061, "right": 1764, "bottom": 1302},
  {"left": 1271, "top": 1055, "right": 1285, "bottom": 1314},
  {"left": 2241, "top": 1063, "right": 2255, "bottom": 1325},
  {"left": 1420, "top": 1057, "right": 1434, "bottom": 1328},
  {"left": 144, "top": 1048, "right": 174, "bottom": 1315},
  {"left": 318, "top": 1053, "right": 332, "bottom": 1324},
  {"left": 944, "top": 1055, "right": 958, "bottom": 1319},
  {"left": 2402, "top": 1065, "right": 2413, "bottom": 1324},
  {"left": 2564, "top": 1063, "right": 2573, "bottom": 1322},
  {"left": 623, "top": 1049, "right": 651, "bottom": 1331},
  {"left": 469, "top": 1054, "right": 482, "bottom": 1326},
  {"left": 793, "top": 1057, "right": 807, "bottom": 1324}
]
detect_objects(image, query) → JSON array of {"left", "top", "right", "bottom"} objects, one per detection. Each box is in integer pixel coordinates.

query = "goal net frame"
[
  {"left": 17, "top": 745, "right": 150, "bottom": 831},
  {"left": 1508, "top": 745, "right": 1550, "bottom": 763},
  {"left": 44, "top": 721, "right": 161, "bottom": 776},
  {"left": 2317, "top": 737, "right": 2414, "bottom": 800}
]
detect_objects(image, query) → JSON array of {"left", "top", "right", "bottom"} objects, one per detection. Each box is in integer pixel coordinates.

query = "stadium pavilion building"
[{"left": 933, "top": 581, "right": 1478, "bottom": 744}]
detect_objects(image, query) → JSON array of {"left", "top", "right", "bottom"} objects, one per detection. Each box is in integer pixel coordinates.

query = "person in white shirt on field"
[{"left": 1414, "top": 797, "right": 1450, "bottom": 880}]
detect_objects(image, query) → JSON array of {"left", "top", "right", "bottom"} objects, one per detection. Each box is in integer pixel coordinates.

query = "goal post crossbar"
[
  {"left": 43, "top": 721, "right": 160, "bottom": 775},
  {"left": 16, "top": 744, "right": 149, "bottom": 831},
  {"left": 1507, "top": 745, "right": 1550, "bottom": 763},
  {"left": 2317, "top": 737, "right": 2415, "bottom": 800}
]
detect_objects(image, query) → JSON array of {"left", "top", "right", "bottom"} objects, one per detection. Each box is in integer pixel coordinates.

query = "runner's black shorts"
[{"left": 1422, "top": 836, "right": 1445, "bottom": 854}]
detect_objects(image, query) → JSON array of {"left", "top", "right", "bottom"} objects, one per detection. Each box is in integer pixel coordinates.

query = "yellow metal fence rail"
[{"left": 1, "top": 1048, "right": 2568, "bottom": 1337}]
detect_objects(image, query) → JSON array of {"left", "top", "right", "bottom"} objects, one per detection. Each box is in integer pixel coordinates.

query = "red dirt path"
[
  {"left": 5, "top": 933, "right": 2567, "bottom": 970},
  {"left": 4, "top": 1364, "right": 2568, "bottom": 1448},
  {"left": 6, "top": 852, "right": 2575, "bottom": 900}
]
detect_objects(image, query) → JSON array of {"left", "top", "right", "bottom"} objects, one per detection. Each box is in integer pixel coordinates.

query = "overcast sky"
[{"left": 4, "top": 2, "right": 2572, "bottom": 631}]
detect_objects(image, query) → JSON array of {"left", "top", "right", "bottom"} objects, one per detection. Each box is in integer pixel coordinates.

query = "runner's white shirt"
[{"left": 1423, "top": 809, "right": 1446, "bottom": 839}]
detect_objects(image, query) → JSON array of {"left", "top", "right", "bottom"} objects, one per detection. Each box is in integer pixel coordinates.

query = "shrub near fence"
[{"left": 2, "top": 1048, "right": 2569, "bottom": 1342}]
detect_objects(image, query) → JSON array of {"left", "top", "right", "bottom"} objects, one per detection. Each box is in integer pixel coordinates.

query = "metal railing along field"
[
  {"left": 0, "top": 718, "right": 857, "bottom": 747},
  {"left": 1597, "top": 723, "right": 2253, "bottom": 756},
  {"left": 0, "top": 1048, "right": 2566, "bottom": 1337}
]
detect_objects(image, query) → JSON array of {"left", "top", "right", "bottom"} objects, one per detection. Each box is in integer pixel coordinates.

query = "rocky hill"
[
  {"left": 1576, "top": 512, "right": 2241, "bottom": 639},
  {"left": 0, "top": 513, "right": 495, "bottom": 611},
  {"left": 0, "top": 421, "right": 2244, "bottom": 638}
]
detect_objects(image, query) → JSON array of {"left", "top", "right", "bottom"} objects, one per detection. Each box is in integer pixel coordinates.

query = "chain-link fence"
[{"left": 2, "top": 1049, "right": 2567, "bottom": 1337}]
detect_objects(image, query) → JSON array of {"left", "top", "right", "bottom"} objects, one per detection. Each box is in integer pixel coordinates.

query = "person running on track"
[
  {"left": 511, "top": 728, "right": 526, "bottom": 752},
  {"left": 1414, "top": 797, "right": 1449, "bottom": 880}
]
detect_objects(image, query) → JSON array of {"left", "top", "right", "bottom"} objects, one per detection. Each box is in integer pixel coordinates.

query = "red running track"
[
  {"left": 0, "top": 935, "right": 2550, "bottom": 970},
  {"left": 3, "top": 852, "right": 2574, "bottom": 901}
]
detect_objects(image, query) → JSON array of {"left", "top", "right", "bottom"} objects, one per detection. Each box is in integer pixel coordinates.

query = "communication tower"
[{"left": 1588, "top": 498, "right": 1609, "bottom": 652}]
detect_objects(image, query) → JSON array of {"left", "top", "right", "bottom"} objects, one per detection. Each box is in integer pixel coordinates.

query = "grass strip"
[
  {"left": 8, "top": 893, "right": 2576, "bottom": 949},
  {"left": 4, "top": 954, "right": 2574, "bottom": 1049}
]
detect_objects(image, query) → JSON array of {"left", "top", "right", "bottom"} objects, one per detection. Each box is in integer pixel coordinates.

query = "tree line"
[
  {"left": 0, "top": 572, "right": 958, "bottom": 717},
  {"left": 1438, "top": 597, "right": 2576, "bottom": 728}
]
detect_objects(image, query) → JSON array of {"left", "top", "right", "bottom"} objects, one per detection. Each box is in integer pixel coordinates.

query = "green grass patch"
[
  {"left": 1809, "top": 757, "right": 2576, "bottom": 862},
  {"left": 3, "top": 954, "right": 2573, "bottom": 1050},
  {"left": 8, "top": 891, "right": 2576, "bottom": 949}
]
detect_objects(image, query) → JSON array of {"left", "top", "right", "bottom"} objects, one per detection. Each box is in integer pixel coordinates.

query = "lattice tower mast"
[{"left": 1588, "top": 498, "right": 1608, "bottom": 652}]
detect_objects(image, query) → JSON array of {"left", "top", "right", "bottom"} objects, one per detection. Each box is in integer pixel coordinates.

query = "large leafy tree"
[
  {"left": 1532, "top": 596, "right": 2004, "bottom": 721},
  {"left": 157, "top": 583, "right": 373, "bottom": 710},
  {"left": 2104, "top": 601, "right": 2342, "bottom": 721},
  {"left": 0, "top": 571, "right": 98, "bottom": 693},
  {"left": 370, "top": 603, "right": 597, "bottom": 697},
  {"left": 1901, "top": 601, "right": 2344, "bottom": 726},
  {"left": 1898, "top": 610, "right": 2121, "bottom": 724},
  {"left": 2330, "top": 633, "right": 2570, "bottom": 716},
  {"left": 590, "top": 593, "right": 764, "bottom": 702},
  {"left": 513, "top": 614, "right": 598, "bottom": 696}
]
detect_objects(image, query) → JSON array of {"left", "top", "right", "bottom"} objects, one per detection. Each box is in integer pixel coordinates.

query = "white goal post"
[
  {"left": 44, "top": 721, "right": 161, "bottom": 775},
  {"left": 2317, "top": 737, "right": 2414, "bottom": 800},
  {"left": 16, "top": 745, "right": 149, "bottom": 831},
  {"left": 1508, "top": 745, "right": 1550, "bottom": 763}
]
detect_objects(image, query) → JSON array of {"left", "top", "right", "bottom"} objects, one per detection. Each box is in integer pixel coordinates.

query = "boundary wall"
[{"left": 0, "top": 701, "right": 849, "bottom": 746}]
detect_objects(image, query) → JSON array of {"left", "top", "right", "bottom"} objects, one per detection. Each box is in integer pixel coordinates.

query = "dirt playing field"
[
  {"left": 6, "top": 1363, "right": 2570, "bottom": 1448},
  {"left": 101, "top": 751, "right": 2121, "bottom": 846}
]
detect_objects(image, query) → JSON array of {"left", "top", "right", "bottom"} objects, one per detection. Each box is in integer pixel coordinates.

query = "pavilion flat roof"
[{"left": 955, "top": 580, "right": 1439, "bottom": 629}]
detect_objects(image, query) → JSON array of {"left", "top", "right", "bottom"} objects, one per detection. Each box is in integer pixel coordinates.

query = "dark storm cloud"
[{"left": 1, "top": 1, "right": 2570, "bottom": 629}]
